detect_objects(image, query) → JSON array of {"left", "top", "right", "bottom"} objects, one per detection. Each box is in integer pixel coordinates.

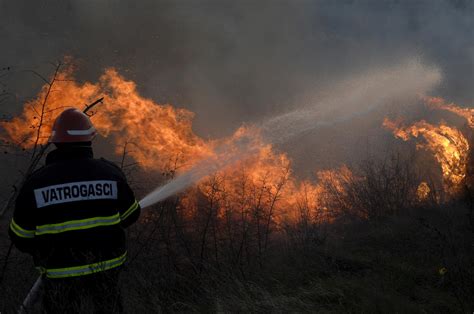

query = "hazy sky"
[{"left": 0, "top": 0, "right": 473, "bottom": 172}]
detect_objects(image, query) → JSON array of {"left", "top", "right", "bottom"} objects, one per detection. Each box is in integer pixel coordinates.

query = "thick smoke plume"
[
  {"left": 1, "top": 1, "right": 472, "bottom": 134},
  {"left": 0, "top": 0, "right": 472, "bottom": 195}
]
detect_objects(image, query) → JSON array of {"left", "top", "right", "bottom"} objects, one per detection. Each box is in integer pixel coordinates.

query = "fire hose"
[{"left": 18, "top": 276, "right": 43, "bottom": 314}]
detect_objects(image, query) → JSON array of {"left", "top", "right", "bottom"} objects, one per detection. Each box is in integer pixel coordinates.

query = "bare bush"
[{"left": 321, "top": 153, "right": 425, "bottom": 221}]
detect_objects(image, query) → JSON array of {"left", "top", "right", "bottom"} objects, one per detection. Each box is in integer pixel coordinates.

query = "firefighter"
[{"left": 9, "top": 108, "right": 141, "bottom": 313}]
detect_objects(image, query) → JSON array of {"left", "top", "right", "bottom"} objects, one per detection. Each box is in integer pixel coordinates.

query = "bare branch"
[{"left": 30, "top": 62, "right": 62, "bottom": 159}]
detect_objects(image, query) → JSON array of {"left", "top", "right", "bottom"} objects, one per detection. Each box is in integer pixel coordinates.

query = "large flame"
[
  {"left": 383, "top": 118, "right": 469, "bottom": 191},
  {"left": 2, "top": 64, "right": 355, "bottom": 224},
  {"left": 2, "top": 66, "right": 211, "bottom": 170}
]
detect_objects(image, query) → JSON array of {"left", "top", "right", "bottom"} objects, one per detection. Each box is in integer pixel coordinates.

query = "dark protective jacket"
[{"left": 9, "top": 146, "right": 140, "bottom": 279}]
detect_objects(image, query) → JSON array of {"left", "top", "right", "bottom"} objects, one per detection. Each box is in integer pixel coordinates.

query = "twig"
[
  {"left": 30, "top": 63, "right": 61, "bottom": 160},
  {"left": 120, "top": 141, "right": 129, "bottom": 170}
]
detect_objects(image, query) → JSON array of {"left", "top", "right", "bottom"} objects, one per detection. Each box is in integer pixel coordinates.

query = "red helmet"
[{"left": 49, "top": 108, "right": 97, "bottom": 143}]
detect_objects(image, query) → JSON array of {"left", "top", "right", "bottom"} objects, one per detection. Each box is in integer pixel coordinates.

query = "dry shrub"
[{"left": 320, "top": 154, "right": 427, "bottom": 221}]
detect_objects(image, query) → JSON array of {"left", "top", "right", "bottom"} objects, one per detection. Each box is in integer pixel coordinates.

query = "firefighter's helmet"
[{"left": 49, "top": 108, "right": 97, "bottom": 143}]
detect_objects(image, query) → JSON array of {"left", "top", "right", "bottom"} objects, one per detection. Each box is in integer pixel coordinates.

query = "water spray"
[
  {"left": 139, "top": 59, "right": 441, "bottom": 209},
  {"left": 139, "top": 133, "right": 260, "bottom": 208}
]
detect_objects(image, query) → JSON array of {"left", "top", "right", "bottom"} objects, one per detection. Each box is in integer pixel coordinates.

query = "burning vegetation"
[
  {"left": 2, "top": 64, "right": 474, "bottom": 223},
  {"left": 383, "top": 96, "right": 474, "bottom": 197},
  {"left": 1, "top": 64, "right": 473, "bottom": 312},
  {"left": 0, "top": 63, "right": 359, "bottom": 226},
  {"left": 383, "top": 118, "right": 469, "bottom": 193}
]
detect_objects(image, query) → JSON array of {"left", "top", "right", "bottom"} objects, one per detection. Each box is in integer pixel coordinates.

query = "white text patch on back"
[{"left": 34, "top": 180, "right": 118, "bottom": 208}]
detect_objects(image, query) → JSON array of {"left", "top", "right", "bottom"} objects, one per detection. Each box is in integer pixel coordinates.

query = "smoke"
[
  {"left": 0, "top": 0, "right": 472, "bottom": 188},
  {"left": 0, "top": 1, "right": 472, "bottom": 129}
]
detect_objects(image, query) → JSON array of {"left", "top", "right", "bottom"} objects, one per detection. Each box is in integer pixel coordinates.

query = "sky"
[{"left": 0, "top": 0, "right": 473, "bottom": 173}]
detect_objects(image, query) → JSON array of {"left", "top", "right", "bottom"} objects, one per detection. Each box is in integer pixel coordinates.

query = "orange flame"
[
  {"left": 416, "top": 181, "right": 431, "bottom": 201},
  {"left": 2, "top": 63, "right": 354, "bottom": 224},
  {"left": 424, "top": 96, "right": 474, "bottom": 128},
  {"left": 1, "top": 66, "right": 211, "bottom": 170},
  {"left": 383, "top": 118, "right": 469, "bottom": 190}
]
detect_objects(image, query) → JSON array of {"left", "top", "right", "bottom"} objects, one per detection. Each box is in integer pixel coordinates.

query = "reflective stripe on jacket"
[{"left": 38, "top": 251, "right": 127, "bottom": 279}]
